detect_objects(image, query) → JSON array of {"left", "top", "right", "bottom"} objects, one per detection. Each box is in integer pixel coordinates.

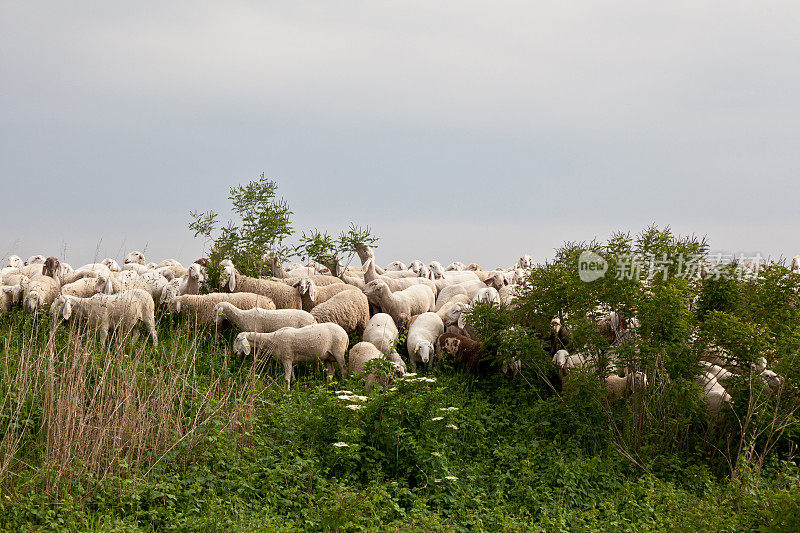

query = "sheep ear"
[
  {"left": 242, "top": 338, "right": 251, "bottom": 356},
  {"left": 62, "top": 299, "right": 72, "bottom": 320},
  {"left": 308, "top": 282, "right": 316, "bottom": 302},
  {"left": 228, "top": 271, "right": 236, "bottom": 292},
  {"left": 175, "top": 300, "right": 182, "bottom": 313},
  {"left": 483, "top": 279, "right": 493, "bottom": 286}
]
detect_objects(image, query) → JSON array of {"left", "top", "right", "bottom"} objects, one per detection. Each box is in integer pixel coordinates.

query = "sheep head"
[
  {"left": 219, "top": 266, "right": 236, "bottom": 292},
  {"left": 124, "top": 251, "right": 146, "bottom": 265},
  {"left": 409, "top": 260, "right": 424, "bottom": 274},
  {"left": 43, "top": 257, "right": 61, "bottom": 281},
  {"left": 233, "top": 333, "right": 251, "bottom": 356},
  {"left": 7, "top": 255, "right": 23, "bottom": 269},
  {"left": 102, "top": 258, "right": 120, "bottom": 272},
  {"left": 415, "top": 340, "right": 434, "bottom": 364}
]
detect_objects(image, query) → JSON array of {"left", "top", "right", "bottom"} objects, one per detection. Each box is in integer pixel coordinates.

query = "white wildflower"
[
  {"left": 446, "top": 424, "right": 459, "bottom": 430},
  {"left": 444, "top": 476, "right": 458, "bottom": 481},
  {"left": 439, "top": 407, "right": 459, "bottom": 412},
  {"left": 346, "top": 404, "right": 363, "bottom": 411},
  {"left": 420, "top": 377, "right": 436, "bottom": 383},
  {"left": 403, "top": 373, "right": 418, "bottom": 378},
  {"left": 434, "top": 478, "right": 442, "bottom": 483},
  {"left": 431, "top": 452, "right": 442, "bottom": 457},
  {"left": 431, "top": 416, "right": 444, "bottom": 421},
  {"left": 334, "top": 390, "right": 354, "bottom": 395},
  {"left": 333, "top": 442, "right": 349, "bottom": 448}
]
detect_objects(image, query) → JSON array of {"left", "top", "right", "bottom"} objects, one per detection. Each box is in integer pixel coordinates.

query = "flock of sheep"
[{"left": 1, "top": 248, "right": 798, "bottom": 406}]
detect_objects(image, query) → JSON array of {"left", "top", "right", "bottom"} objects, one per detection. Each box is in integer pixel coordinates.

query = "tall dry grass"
[{"left": 0, "top": 312, "right": 266, "bottom": 505}]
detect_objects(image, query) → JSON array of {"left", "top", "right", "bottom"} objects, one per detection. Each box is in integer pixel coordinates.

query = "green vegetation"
[{"left": 2, "top": 200, "right": 799, "bottom": 531}]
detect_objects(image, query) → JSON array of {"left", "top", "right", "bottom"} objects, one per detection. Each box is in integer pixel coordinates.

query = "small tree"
[
  {"left": 189, "top": 173, "right": 293, "bottom": 285},
  {"left": 295, "top": 224, "right": 379, "bottom": 276}
]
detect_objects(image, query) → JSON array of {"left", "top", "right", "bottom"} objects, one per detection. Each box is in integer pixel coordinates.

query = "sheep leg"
[{"left": 283, "top": 361, "right": 293, "bottom": 390}]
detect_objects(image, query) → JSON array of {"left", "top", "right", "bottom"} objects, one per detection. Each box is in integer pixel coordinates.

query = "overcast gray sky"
[{"left": 2, "top": 2, "right": 798, "bottom": 268}]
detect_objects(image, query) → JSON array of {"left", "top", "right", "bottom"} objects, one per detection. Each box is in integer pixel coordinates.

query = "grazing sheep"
[
  {"left": 167, "top": 292, "right": 276, "bottom": 325},
  {"left": 362, "top": 313, "right": 403, "bottom": 366},
  {"left": 699, "top": 371, "right": 731, "bottom": 416},
  {"left": 139, "top": 270, "right": 170, "bottom": 301},
  {"left": 363, "top": 279, "right": 436, "bottom": 326},
  {"left": 292, "top": 278, "right": 360, "bottom": 312},
  {"left": 124, "top": 250, "right": 146, "bottom": 266},
  {"left": 348, "top": 342, "right": 404, "bottom": 391},
  {"left": 22, "top": 275, "right": 60, "bottom": 311},
  {"left": 605, "top": 372, "right": 647, "bottom": 400},
  {"left": 436, "top": 332, "right": 489, "bottom": 373},
  {"left": 1, "top": 284, "right": 24, "bottom": 315},
  {"left": 407, "top": 312, "right": 445, "bottom": 369},
  {"left": 310, "top": 289, "right": 369, "bottom": 335},
  {"left": 220, "top": 265, "right": 302, "bottom": 310},
  {"left": 233, "top": 323, "right": 349, "bottom": 389},
  {"left": 213, "top": 301, "right": 315, "bottom": 337},
  {"left": 50, "top": 289, "right": 158, "bottom": 347}
]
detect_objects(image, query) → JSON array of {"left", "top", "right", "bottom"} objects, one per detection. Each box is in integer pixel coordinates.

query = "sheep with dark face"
[
  {"left": 436, "top": 332, "right": 491, "bottom": 373},
  {"left": 42, "top": 257, "right": 63, "bottom": 284}
]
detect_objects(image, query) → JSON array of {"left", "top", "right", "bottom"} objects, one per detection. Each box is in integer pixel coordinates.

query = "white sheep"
[
  {"left": 292, "top": 278, "right": 360, "bottom": 312},
  {"left": 518, "top": 254, "right": 533, "bottom": 269},
  {"left": 348, "top": 342, "right": 404, "bottom": 391},
  {"left": 445, "top": 262, "right": 467, "bottom": 271},
  {"left": 363, "top": 279, "right": 436, "bottom": 326},
  {"left": 384, "top": 261, "right": 407, "bottom": 271},
  {"left": 122, "top": 263, "right": 149, "bottom": 275},
  {"left": 408, "top": 260, "right": 424, "bottom": 275},
  {"left": 6, "top": 255, "right": 24, "bottom": 269},
  {"left": 605, "top": 372, "right": 647, "bottom": 400},
  {"left": 310, "top": 289, "right": 369, "bottom": 335},
  {"left": 262, "top": 253, "right": 343, "bottom": 285},
  {"left": 22, "top": 275, "right": 60, "bottom": 311},
  {"left": 362, "top": 313, "right": 406, "bottom": 372},
  {"left": 124, "top": 251, "right": 146, "bottom": 266},
  {"left": 220, "top": 265, "right": 302, "bottom": 310},
  {"left": 1, "top": 283, "right": 24, "bottom": 315},
  {"left": 139, "top": 270, "right": 170, "bottom": 301},
  {"left": 407, "top": 312, "right": 445, "bottom": 369},
  {"left": 233, "top": 323, "right": 349, "bottom": 389},
  {"left": 471, "top": 287, "right": 501, "bottom": 306},
  {"left": 25, "top": 255, "right": 46, "bottom": 266},
  {"left": 50, "top": 289, "right": 157, "bottom": 347},
  {"left": 101, "top": 258, "right": 121, "bottom": 272},
  {"left": 435, "top": 279, "right": 495, "bottom": 311},
  {"left": 363, "top": 258, "right": 437, "bottom": 293},
  {"left": 61, "top": 276, "right": 106, "bottom": 298},
  {"left": 791, "top": 255, "right": 800, "bottom": 274},
  {"left": 213, "top": 302, "right": 315, "bottom": 338},
  {"left": 167, "top": 292, "right": 276, "bottom": 325},
  {"left": 699, "top": 371, "right": 731, "bottom": 416}
]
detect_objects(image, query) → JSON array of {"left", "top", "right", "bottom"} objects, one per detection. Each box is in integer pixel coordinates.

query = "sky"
[{"left": 2, "top": 2, "right": 798, "bottom": 269}]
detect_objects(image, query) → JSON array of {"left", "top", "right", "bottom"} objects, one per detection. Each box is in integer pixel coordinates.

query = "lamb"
[
  {"left": 362, "top": 313, "right": 403, "bottom": 366},
  {"left": 363, "top": 279, "right": 436, "bottom": 326},
  {"left": 233, "top": 323, "right": 349, "bottom": 389},
  {"left": 348, "top": 342, "right": 404, "bottom": 391},
  {"left": 310, "top": 289, "right": 369, "bottom": 335},
  {"left": 50, "top": 289, "right": 158, "bottom": 347},
  {"left": 220, "top": 265, "right": 302, "bottom": 310},
  {"left": 124, "top": 251, "right": 146, "bottom": 265},
  {"left": 167, "top": 292, "right": 276, "bottom": 325},
  {"left": 605, "top": 372, "right": 647, "bottom": 400},
  {"left": 436, "top": 332, "right": 489, "bottom": 373},
  {"left": 213, "top": 301, "right": 315, "bottom": 338},
  {"left": 292, "top": 277, "right": 360, "bottom": 312},
  {"left": 407, "top": 312, "right": 445, "bottom": 369},
  {"left": 22, "top": 275, "right": 60, "bottom": 311}
]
